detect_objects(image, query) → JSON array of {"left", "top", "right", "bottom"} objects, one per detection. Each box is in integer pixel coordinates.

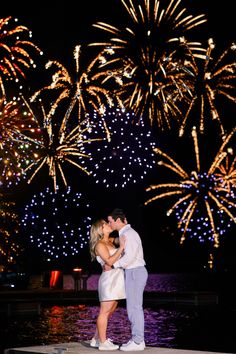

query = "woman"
[{"left": 89, "top": 219, "right": 126, "bottom": 351}]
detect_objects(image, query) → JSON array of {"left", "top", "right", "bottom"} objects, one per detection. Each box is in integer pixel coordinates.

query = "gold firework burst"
[
  {"left": 30, "top": 45, "right": 123, "bottom": 132},
  {"left": 179, "top": 39, "right": 236, "bottom": 137},
  {"left": 145, "top": 126, "right": 236, "bottom": 248},
  {"left": 214, "top": 153, "right": 236, "bottom": 192},
  {"left": 23, "top": 98, "right": 104, "bottom": 191},
  {"left": 90, "top": 0, "right": 207, "bottom": 129},
  {"left": 0, "top": 96, "right": 41, "bottom": 186},
  {"left": 0, "top": 16, "right": 43, "bottom": 96}
]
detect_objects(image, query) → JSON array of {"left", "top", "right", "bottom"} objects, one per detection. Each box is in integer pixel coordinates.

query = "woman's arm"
[{"left": 95, "top": 240, "right": 125, "bottom": 267}]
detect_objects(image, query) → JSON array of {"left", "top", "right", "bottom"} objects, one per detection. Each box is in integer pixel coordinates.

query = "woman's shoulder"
[
  {"left": 95, "top": 240, "right": 106, "bottom": 252},
  {"left": 96, "top": 239, "right": 105, "bottom": 246}
]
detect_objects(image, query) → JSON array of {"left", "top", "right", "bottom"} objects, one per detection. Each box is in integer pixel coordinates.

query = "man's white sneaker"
[
  {"left": 120, "top": 340, "right": 145, "bottom": 351},
  {"left": 120, "top": 340, "right": 132, "bottom": 347},
  {"left": 99, "top": 339, "right": 119, "bottom": 351},
  {"left": 90, "top": 337, "right": 99, "bottom": 348}
]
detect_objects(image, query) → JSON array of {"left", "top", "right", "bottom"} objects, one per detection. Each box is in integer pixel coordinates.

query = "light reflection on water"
[
  {"left": 2, "top": 304, "right": 234, "bottom": 353},
  {"left": 3, "top": 305, "right": 193, "bottom": 349},
  {"left": 1, "top": 273, "right": 235, "bottom": 354}
]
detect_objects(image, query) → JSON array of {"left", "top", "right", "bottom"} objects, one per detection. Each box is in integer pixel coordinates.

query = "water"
[
  {"left": 0, "top": 273, "right": 235, "bottom": 354},
  {"left": 87, "top": 272, "right": 219, "bottom": 292}
]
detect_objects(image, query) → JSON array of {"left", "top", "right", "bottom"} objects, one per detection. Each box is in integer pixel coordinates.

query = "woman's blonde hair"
[{"left": 89, "top": 219, "right": 105, "bottom": 261}]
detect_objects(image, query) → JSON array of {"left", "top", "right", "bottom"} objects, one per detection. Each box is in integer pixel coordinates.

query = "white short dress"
[{"left": 96, "top": 249, "right": 126, "bottom": 301}]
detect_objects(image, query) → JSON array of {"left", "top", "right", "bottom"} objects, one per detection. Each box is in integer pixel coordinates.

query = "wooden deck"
[{"left": 4, "top": 342, "right": 233, "bottom": 354}]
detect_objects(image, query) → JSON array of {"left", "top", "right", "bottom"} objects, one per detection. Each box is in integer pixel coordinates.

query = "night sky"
[
  {"left": 1, "top": 0, "right": 235, "bottom": 67},
  {"left": 1, "top": 0, "right": 236, "bottom": 274}
]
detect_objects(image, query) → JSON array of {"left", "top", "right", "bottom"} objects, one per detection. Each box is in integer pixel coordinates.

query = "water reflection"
[
  {"left": 1, "top": 272, "right": 235, "bottom": 354},
  {"left": 2, "top": 304, "right": 234, "bottom": 353},
  {"left": 2, "top": 305, "right": 183, "bottom": 349}
]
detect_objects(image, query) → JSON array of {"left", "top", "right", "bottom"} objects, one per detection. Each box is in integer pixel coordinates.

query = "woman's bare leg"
[{"left": 97, "top": 300, "right": 118, "bottom": 343}]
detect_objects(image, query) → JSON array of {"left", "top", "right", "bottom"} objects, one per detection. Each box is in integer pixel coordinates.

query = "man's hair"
[{"left": 108, "top": 208, "right": 126, "bottom": 222}]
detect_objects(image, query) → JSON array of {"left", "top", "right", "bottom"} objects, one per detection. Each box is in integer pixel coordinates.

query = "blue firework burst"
[
  {"left": 21, "top": 186, "right": 92, "bottom": 259},
  {"left": 88, "top": 107, "right": 157, "bottom": 188}
]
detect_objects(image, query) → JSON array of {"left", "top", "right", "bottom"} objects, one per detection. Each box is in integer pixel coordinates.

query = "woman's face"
[{"left": 101, "top": 221, "right": 112, "bottom": 234}]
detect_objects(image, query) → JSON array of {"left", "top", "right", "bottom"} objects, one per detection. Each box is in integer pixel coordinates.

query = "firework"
[
  {"left": 178, "top": 40, "right": 236, "bottom": 137},
  {"left": 0, "top": 96, "right": 41, "bottom": 187},
  {"left": 145, "top": 126, "right": 236, "bottom": 248},
  {"left": 0, "top": 193, "right": 23, "bottom": 267},
  {"left": 88, "top": 107, "right": 156, "bottom": 188},
  {"left": 214, "top": 154, "right": 236, "bottom": 192},
  {"left": 0, "top": 16, "right": 43, "bottom": 96},
  {"left": 23, "top": 98, "right": 103, "bottom": 191},
  {"left": 30, "top": 45, "right": 123, "bottom": 127},
  {"left": 90, "top": 0, "right": 207, "bottom": 129},
  {"left": 21, "top": 186, "right": 92, "bottom": 260}
]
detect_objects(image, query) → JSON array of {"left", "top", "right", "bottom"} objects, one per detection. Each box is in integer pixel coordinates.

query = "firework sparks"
[
  {"left": 214, "top": 154, "right": 236, "bottom": 192},
  {"left": 0, "top": 96, "right": 40, "bottom": 146},
  {"left": 0, "top": 96, "right": 41, "bottom": 187},
  {"left": 30, "top": 45, "right": 123, "bottom": 129},
  {"left": 87, "top": 107, "right": 156, "bottom": 188},
  {"left": 90, "top": 0, "right": 207, "bottom": 129},
  {"left": 0, "top": 193, "right": 23, "bottom": 267},
  {"left": 145, "top": 126, "right": 236, "bottom": 248},
  {"left": 21, "top": 186, "right": 92, "bottom": 260},
  {"left": 23, "top": 98, "right": 103, "bottom": 191},
  {"left": 0, "top": 16, "right": 43, "bottom": 96},
  {"left": 178, "top": 39, "right": 236, "bottom": 137}
]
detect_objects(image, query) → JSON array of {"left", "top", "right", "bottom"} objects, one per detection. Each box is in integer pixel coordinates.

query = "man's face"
[{"left": 108, "top": 216, "right": 117, "bottom": 231}]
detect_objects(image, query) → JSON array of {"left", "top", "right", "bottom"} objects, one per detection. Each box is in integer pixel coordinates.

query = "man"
[{"left": 107, "top": 208, "right": 148, "bottom": 351}]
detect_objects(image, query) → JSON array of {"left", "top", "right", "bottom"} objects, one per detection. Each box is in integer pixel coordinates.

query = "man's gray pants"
[{"left": 125, "top": 266, "right": 148, "bottom": 344}]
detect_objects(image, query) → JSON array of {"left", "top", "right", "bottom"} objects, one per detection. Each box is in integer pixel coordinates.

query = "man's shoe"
[
  {"left": 90, "top": 337, "right": 99, "bottom": 348},
  {"left": 99, "top": 339, "right": 119, "bottom": 351},
  {"left": 120, "top": 340, "right": 145, "bottom": 351},
  {"left": 119, "top": 340, "right": 132, "bottom": 348}
]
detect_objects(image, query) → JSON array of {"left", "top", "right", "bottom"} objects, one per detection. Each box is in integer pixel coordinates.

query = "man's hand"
[{"left": 103, "top": 264, "right": 112, "bottom": 271}]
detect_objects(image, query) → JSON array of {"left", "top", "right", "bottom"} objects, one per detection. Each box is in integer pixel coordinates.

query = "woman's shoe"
[
  {"left": 90, "top": 337, "right": 99, "bottom": 348},
  {"left": 99, "top": 339, "right": 119, "bottom": 351}
]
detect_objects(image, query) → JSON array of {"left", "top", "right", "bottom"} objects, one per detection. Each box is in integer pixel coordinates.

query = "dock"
[{"left": 4, "top": 341, "right": 234, "bottom": 354}]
